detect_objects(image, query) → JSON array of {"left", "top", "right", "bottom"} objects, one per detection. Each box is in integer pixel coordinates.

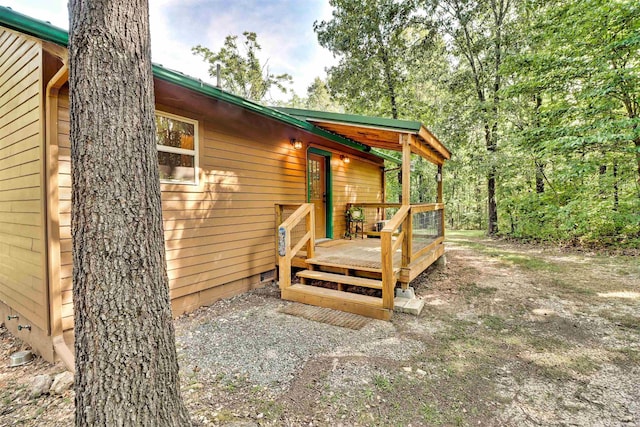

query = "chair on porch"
[{"left": 346, "top": 206, "right": 365, "bottom": 239}]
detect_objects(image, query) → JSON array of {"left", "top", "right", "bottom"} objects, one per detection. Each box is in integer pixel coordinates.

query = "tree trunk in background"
[
  {"left": 613, "top": 162, "right": 619, "bottom": 212},
  {"left": 486, "top": 125, "right": 498, "bottom": 235},
  {"left": 534, "top": 95, "right": 544, "bottom": 194},
  {"left": 68, "top": 0, "right": 190, "bottom": 425},
  {"left": 535, "top": 161, "right": 545, "bottom": 193},
  {"left": 635, "top": 136, "right": 640, "bottom": 200}
]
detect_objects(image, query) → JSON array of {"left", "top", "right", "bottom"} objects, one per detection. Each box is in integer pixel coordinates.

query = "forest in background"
[{"left": 195, "top": 0, "right": 639, "bottom": 248}]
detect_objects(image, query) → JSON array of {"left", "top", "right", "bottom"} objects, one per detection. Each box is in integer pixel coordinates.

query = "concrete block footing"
[
  {"left": 394, "top": 297, "right": 425, "bottom": 315},
  {"left": 395, "top": 287, "right": 416, "bottom": 299},
  {"left": 394, "top": 287, "right": 424, "bottom": 315}
]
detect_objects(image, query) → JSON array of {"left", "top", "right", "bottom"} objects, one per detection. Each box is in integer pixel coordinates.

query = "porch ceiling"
[{"left": 275, "top": 107, "right": 451, "bottom": 165}]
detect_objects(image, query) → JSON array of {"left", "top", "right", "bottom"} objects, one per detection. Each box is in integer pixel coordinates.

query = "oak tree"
[{"left": 68, "top": 0, "right": 191, "bottom": 424}]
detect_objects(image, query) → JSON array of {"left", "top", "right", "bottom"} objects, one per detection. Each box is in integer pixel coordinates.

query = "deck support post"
[
  {"left": 437, "top": 164, "right": 443, "bottom": 203},
  {"left": 437, "top": 165, "right": 445, "bottom": 238},
  {"left": 401, "top": 134, "right": 411, "bottom": 205},
  {"left": 381, "top": 231, "right": 395, "bottom": 310}
]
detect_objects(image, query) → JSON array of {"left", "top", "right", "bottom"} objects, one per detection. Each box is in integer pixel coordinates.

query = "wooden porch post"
[
  {"left": 437, "top": 164, "right": 445, "bottom": 239},
  {"left": 437, "top": 164, "right": 443, "bottom": 203},
  {"left": 401, "top": 134, "right": 411, "bottom": 205}
]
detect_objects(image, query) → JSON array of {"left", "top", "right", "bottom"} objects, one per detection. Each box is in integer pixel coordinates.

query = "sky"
[{"left": 1, "top": 0, "right": 338, "bottom": 100}]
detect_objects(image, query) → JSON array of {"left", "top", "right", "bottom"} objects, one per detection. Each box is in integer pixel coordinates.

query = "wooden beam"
[
  {"left": 410, "top": 138, "right": 443, "bottom": 165},
  {"left": 418, "top": 126, "right": 451, "bottom": 160},
  {"left": 401, "top": 134, "right": 411, "bottom": 205}
]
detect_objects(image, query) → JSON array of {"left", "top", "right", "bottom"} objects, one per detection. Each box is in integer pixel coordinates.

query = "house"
[{"left": 0, "top": 6, "right": 450, "bottom": 370}]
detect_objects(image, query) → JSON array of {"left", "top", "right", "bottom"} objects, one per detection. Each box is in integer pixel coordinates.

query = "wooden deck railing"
[
  {"left": 275, "top": 202, "right": 445, "bottom": 314},
  {"left": 380, "top": 205, "right": 410, "bottom": 309},
  {"left": 275, "top": 203, "right": 314, "bottom": 290},
  {"left": 350, "top": 202, "right": 445, "bottom": 309},
  {"left": 410, "top": 203, "right": 445, "bottom": 261}
]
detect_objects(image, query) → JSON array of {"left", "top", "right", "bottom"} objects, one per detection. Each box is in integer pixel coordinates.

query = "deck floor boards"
[{"left": 306, "top": 238, "right": 402, "bottom": 270}]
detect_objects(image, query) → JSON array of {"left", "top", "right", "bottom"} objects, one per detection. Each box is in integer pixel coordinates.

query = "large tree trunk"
[{"left": 68, "top": 1, "right": 190, "bottom": 425}]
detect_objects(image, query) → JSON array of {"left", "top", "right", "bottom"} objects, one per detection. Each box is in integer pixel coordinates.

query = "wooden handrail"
[
  {"left": 391, "top": 231, "right": 404, "bottom": 253},
  {"left": 275, "top": 203, "right": 315, "bottom": 290},
  {"left": 381, "top": 205, "right": 410, "bottom": 233},
  {"left": 280, "top": 204, "right": 312, "bottom": 229},
  {"left": 346, "top": 202, "right": 402, "bottom": 209},
  {"left": 410, "top": 203, "right": 444, "bottom": 213}
]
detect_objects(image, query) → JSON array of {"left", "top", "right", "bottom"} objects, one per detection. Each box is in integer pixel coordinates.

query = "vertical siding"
[
  {"left": 0, "top": 29, "right": 47, "bottom": 330},
  {"left": 331, "top": 156, "right": 383, "bottom": 238},
  {"left": 57, "top": 88, "right": 307, "bottom": 330}
]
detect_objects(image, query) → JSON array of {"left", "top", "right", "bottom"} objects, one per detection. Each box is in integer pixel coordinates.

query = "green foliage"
[
  {"left": 192, "top": 32, "right": 292, "bottom": 102},
  {"left": 499, "top": 0, "right": 640, "bottom": 246},
  {"left": 314, "top": 0, "right": 640, "bottom": 248},
  {"left": 315, "top": 0, "right": 421, "bottom": 119}
]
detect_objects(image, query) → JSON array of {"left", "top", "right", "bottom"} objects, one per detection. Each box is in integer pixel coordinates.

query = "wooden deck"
[
  {"left": 276, "top": 203, "right": 445, "bottom": 320},
  {"left": 293, "top": 236, "right": 443, "bottom": 280},
  {"left": 295, "top": 238, "right": 401, "bottom": 271}
]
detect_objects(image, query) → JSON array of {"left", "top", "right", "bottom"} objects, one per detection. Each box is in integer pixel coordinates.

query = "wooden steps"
[
  {"left": 281, "top": 284, "right": 391, "bottom": 321},
  {"left": 297, "top": 270, "right": 383, "bottom": 290},
  {"left": 306, "top": 257, "right": 400, "bottom": 275}
]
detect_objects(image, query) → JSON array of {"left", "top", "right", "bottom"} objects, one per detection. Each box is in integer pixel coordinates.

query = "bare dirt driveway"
[{"left": 1, "top": 231, "right": 639, "bottom": 426}]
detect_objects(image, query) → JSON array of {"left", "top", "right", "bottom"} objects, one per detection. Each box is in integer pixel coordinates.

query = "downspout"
[{"left": 45, "top": 64, "right": 75, "bottom": 373}]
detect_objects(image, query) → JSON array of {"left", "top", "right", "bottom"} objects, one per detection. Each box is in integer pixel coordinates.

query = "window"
[{"left": 155, "top": 112, "right": 198, "bottom": 184}]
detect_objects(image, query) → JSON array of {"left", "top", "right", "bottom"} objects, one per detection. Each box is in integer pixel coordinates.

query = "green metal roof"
[
  {"left": 274, "top": 107, "right": 424, "bottom": 133},
  {"left": 0, "top": 5, "right": 401, "bottom": 164}
]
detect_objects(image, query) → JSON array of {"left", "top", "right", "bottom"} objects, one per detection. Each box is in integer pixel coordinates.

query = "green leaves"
[{"left": 192, "top": 32, "right": 293, "bottom": 102}]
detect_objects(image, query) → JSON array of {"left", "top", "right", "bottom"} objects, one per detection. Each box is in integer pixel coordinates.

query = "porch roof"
[{"left": 275, "top": 107, "right": 451, "bottom": 165}]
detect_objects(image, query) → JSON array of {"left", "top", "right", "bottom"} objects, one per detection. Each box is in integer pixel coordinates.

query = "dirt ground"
[{"left": 1, "top": 231, "right": 638, "bottom": 426}]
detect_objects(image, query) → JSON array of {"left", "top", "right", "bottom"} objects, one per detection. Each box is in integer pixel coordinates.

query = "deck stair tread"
[
  {"left": 285, "top": 284, "right": 383, "bottom": 307},
  {"left": 282, "top": 283, "right": 391, "bottom": 320},
  {"left": 297, "top": 270, "right": 383, "bottom": 290},
  {"left": 306, "top": 257, "right": 400, "bottom": 274}
]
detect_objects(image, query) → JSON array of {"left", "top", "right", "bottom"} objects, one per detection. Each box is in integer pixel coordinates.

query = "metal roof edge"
[
  {"left": 0, "top": 6, "right": 68, "bottom": 45},
  {"left": 370, "top": 149, "right": 401, "bottom": 164},
  {"left": 274, "top": 107, "right": 423, "bottom": 133}
]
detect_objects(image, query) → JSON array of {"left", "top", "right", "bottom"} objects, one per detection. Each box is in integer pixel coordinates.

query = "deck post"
[
  {"left": 401, "top": 210, "right": 412, "bottom": 290},
  {"left": 306, "top": 206, "right": 315, "bottom": 259},
  {"left": 437, "top": 164, "right": 443, "bottom": 204},
  {"left": 381, "top": 231, "right": 395, "bottom": 310},
  {"left": 437, "top": 165, "right": 445, "bottom": 239},
  {"left": 278, "top": 226, "right": 291, "bottom": 290},
  {"left": 275, "top": 204, "right": 283, "bottom": 269},
  {"left": 401, "top": 134, "right": 411, "bottom": 205}
]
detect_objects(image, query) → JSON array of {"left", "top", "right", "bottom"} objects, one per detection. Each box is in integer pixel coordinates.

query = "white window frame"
[{"left": 155, "top": 110, "right": 199, "bottom": 185}]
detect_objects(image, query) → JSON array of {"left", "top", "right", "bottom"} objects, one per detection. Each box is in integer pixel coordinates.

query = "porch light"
[
  {"left": 341, "top": 155, "right": 350, "bottom": 164},
  {"left": 290, "top": 138, "right": 303, "bottom": 150},
  {"left": 436, "top": 172, "right": 442, "bottom": 182}
]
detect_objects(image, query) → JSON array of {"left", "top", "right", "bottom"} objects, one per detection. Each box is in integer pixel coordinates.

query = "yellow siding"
[
  {"left": 57, "top": 88, "right": 307, "bottom": 329},
  {"left": 331, "top": 156, "right": 383, "bottom": 238},
  {"left": 0, "top": 29, "right": 47, "bottom": 330}
]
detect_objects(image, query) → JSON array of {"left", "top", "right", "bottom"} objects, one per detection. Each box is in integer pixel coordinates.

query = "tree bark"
[{"left": 68, "top": 1, "right": 190, "bottom": 425}]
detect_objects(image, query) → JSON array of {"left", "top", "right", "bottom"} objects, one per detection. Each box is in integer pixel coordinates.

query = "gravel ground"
[
  {"left": 1, "top": 231, "right": 638, "bottom": 426},
  {"left": 175, "top": 291, "right": 399, "bottom": 389}
]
